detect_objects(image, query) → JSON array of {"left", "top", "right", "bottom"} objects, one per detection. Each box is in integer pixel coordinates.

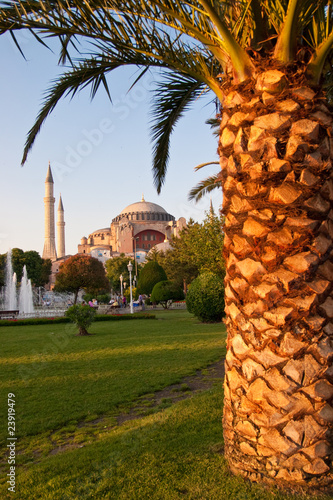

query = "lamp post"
[
  {"left": 120, "top": 274, "right": 123, "bottom": 298},
  {"left": 133, "top": 236, "right": 139, "bottom": 277},
  {"left": 127, "top": 261, "right": 133, "bottom": 314}
]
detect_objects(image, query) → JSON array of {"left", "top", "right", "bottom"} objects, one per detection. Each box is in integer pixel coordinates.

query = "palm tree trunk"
[{"left": 220, "top": 68, "right": 333, "bottom": 490}]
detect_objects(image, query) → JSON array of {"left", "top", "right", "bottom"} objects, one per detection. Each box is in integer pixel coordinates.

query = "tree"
[
  {"left": 186, "top": 272, "right": 224, "bottom": 322},
  {"left": 65, "top": 304, "right": 96, "bottom": 336},
  {"left": 54, "top": 254, "right": 109, "bottom": 304},
  {"left": 1, "top": 0, "right": 333, "bottom": 489},
  {"left": 0, "top": 250, "right": 52, "bottom": 287},
  {"left": 23, "top": 251, "right": 52, "bottom": 287},
  {"left": 0, "top": 253, "right": 5, "bottom": 287},
  {"left": 40, "top": 259, "right": 52, "bottom": 287},
  {"left": 105, "top": 254, "right": 137, "bottom": 292},
  {"left": 150, "top": 211, "right": 225, "bottom": 288},
  {"left": 11, "top": 248, "right": 24, "bottom": 282},
  {"left": 151, "top": 280, "right": 185, "bottom": 308},
  {"left": 137, "top": 261, "right": 167, "bottom": 295}
]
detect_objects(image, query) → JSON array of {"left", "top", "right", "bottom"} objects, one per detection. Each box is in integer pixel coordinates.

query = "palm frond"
[
  {"left": 1, "top": 0, "right": 333, "bottom": 184},
  {"left": 194, "top": 161, "right": 219, "bottom": 171},
  {"left": 150, "top": 72, "right": 208, "bottom": 193},
  {"left": 188, "top": 174, "right": 221, "bottom": 202},
  {"left": 21, "top": 55, "right": 144, "bottom": 164}
]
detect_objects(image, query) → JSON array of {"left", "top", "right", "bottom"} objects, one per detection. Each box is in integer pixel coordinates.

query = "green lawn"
[{"left": 0, "top": 310, "right": 331, "bottom": 499}]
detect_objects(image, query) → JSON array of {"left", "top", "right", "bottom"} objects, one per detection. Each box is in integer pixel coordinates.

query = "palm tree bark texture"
[{"left": 220, "top": 67, "right": 333, "bottom": 490}]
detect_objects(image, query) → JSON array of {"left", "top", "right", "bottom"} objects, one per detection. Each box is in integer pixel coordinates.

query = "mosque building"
[
  {"left": 78, "top": 196, "right": 186, "bottom": 264},
  {"left": 42, "top": 165, "right": 186, "bottom": 287}
]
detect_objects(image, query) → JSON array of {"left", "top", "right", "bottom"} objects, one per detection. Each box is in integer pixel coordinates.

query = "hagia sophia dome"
[{"left": 120, "top": 200, "right": 168, "bottom": 216}]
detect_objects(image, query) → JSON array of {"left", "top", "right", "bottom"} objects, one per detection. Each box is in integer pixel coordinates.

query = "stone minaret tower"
[
  {"left": 57, "top": 195, "right": 65, "bottom": 258},
  {"left": 209, "top": 197, "right": 215, "bottom": 221},
  {"left": 42, "top": 164, "right": 57, "bottom": 261}
]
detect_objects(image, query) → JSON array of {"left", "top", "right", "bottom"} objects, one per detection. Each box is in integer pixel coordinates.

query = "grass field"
[{"left": 0, "top": 310, "right": 331, "bottom": 499}]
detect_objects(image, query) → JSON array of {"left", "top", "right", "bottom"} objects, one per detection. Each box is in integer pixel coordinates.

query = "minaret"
[
  {"left": 57, "top": 194, "right": 65, "bottom": 258},
  {"left": 42, "top": 163, "right": 57, "bottom": 261},
  {"left": 209, "top": 197, "right": 215, "bottom": 222}
]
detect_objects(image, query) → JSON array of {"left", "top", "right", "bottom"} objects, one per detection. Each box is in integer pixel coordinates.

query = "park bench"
[{"left": 0, "top": 310, "right": 19, "bottom": 319}]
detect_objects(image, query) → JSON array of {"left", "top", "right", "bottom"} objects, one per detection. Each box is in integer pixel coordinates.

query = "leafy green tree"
[
  {"left": 186, "top": 272, "right": 224, "bottom": 323},
  {"left": 124, "top": 286, "right": 138, "bottom": 304},
  {"left": 23, "top": 251, "right": 52, "bottom": 287},
  {"left": 65, "top": 304, "right": 96, "bottom": 336},
  {"left": 2, "top": 0, "right": 333, "bottom": 489},
  {"left": 0, "top": 249, "right": 51, "bottom": 287},
  {"left": 151, "top": 211, "right": 225, "bottom": 288},
  {"left": 40, "top": 259, "right": 52, "bottom": 287},
  {"left": 0, "top": 253, "right": 5, "bottom": 287},
  {"left": 151, "top": 280, "right": 185, "bottom": 309},
  {"left": 23, "top": 250, "right": 43, "bottom": 285},
  {"left": 137, "top": 261, "right": 167, "bottom": 295},
  {"left": 54, "top": 254, "right": 109, "bottom": 304},
  {"left": 105, "top": 254, "right": 139, "bottom": 292},
  {"left": 11, "top": 248, "right": 24, "bottom": 282}
]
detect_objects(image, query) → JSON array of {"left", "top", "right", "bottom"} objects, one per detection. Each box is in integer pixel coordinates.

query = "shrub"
[
  {"left": 65, "top": 304, "right": 97, "bottom": 335},
  {"left": 137, "top": 261, "right": 167, "bottom": 295},
  {"left": 186, "top": 272, "right": 224, "bottom": 322},
  {"left": 82, "top": 293, "right": 110, "bottom": 304},
  {"left": 151, "top": 281, "right": 185, "bottom": 309},
  {"left": 96, "top": 294, "right": 111, "bottom": 304}
]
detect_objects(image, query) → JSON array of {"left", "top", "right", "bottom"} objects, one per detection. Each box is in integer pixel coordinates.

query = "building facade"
[
  {"left": 78, "top": 196, "right": 186, "bottom": 263},
  {"left": 42, "top": 166, "right": 185, "bottom": 288}
]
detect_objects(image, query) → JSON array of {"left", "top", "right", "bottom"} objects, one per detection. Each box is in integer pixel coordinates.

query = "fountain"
[
  {"left": 4, "top": 249, "right": 17, "bottom": 310},
  {"left": 1, "top": 249, "right": 70, "bottom": 319},
  {"left": 18, "top": 266, "right": 34, "bottom": 314},
  {"left": 1, "top": 249, "right": 34, "bottom": 317}
]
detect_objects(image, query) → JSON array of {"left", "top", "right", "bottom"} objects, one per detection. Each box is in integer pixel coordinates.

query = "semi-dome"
[
  {"left": 120, "top": 197, "right": 167, "bottom": 215},
  {"left": 88, "top": 227, "right": 110, "bottom": 238}
]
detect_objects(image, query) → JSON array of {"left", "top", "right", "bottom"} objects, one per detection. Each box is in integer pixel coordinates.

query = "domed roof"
[
  {"left": 120, "top": 196, "right": 167, "bottom": 215},
  {"left": 152, "top": 241, "right": 172, "bottom": 253}
]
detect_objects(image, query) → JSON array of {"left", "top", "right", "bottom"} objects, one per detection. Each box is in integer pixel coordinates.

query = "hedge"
[{"left": 0, "top": 313, "right": 156, "bottom": 327}]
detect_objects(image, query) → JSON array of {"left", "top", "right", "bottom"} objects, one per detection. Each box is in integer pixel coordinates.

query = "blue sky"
[{"left": 0, "top": 31, "right": 222, "bottom": 256}]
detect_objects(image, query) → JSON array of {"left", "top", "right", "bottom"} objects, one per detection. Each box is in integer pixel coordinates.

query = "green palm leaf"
[
  {"left": 1, "top": 0, "right": 333, "bottom": 178},
  {"left": 188, "top": 173, "right": 221, "bottom": 202},
  {"left": 150, "top": 72, "right": 208, "bottom": 193}
]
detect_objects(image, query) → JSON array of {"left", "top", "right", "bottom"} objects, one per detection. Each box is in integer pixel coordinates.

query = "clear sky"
[{"left": 0, "top": 31, "right": 222, "bottom": 257}]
